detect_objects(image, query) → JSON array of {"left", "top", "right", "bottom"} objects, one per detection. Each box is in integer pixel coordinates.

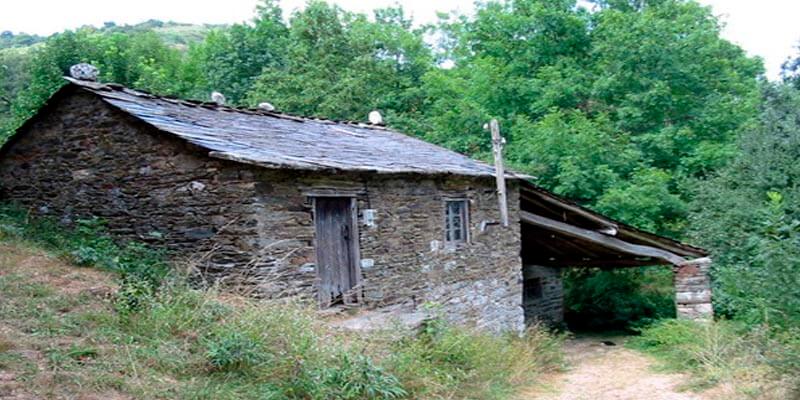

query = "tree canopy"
[{"left": 690, "top": 84, "right": 800, "bottom": 329}]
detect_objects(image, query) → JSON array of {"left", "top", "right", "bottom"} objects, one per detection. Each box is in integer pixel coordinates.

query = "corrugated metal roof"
[{"left": 65, "top": 77, "right": 529, "bottom": 179}]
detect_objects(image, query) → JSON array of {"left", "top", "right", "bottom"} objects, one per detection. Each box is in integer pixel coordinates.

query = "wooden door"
[{"left": 314, "top": 197, "right": 359, "bottom": 307}]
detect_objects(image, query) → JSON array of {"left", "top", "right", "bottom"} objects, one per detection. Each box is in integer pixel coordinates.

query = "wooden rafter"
[
  {"left": 520, "top": 211, "right": 687, "bottom": 266},
  {"left": 521, "top": 187, "right": 618, "bottom": 231}
]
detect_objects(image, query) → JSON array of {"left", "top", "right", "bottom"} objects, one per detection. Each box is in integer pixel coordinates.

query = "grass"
[
  {"left": 0, "top": 205, "right": 564, "bottom": 399},
  {"left": 628, "top": 319, "right": 800, "bottom": 399}
]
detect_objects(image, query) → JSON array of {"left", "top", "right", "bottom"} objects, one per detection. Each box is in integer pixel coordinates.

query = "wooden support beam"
[
  {"left": 617, "top": 230, "right": 704, "bottom": 258},
  {"left": 520, "top": 211, "right": 687, "bottom": 266},
  {"left": 490, "top": 119, "right": 509, "bottom": 227},
  {"left": 520, "top": 192, "right": 570, "bottom": 221},
  {"left": 521, "top": 185, "right": 705, "bottom": 256},
  {"left": 546, "top": 258, "right": 668, "bottom": 268},
  {"left": 521, "top": 186, "right": 618, "bottom": 232}
]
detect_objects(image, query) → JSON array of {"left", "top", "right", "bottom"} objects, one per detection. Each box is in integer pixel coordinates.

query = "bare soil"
[
  {"left": 518, "top": 335, "right": 710, "bottom": 400},
  {"left": 0, "top": 242, "right": 116, "bottom": 295}
]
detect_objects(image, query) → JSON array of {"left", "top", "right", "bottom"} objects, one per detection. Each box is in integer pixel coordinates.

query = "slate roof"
[{"left": 61, "top": 77, "right": 528, "bottom": 179}]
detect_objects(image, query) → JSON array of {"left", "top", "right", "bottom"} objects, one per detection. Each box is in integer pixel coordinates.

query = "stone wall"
[
  {"left": 0, "top": 89, "right": 524, "bottom": 332},
  {"left": 674, "top": 257, "right": 713, "bottom": 319},
  {"left": 521, "top": 265, "right": 564, "bottom": 325}
]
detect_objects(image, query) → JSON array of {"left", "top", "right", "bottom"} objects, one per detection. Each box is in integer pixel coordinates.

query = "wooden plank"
[
  {"left": 490, "top": 119, "right": 509, "bottom": 227},
  {"left": 521, "top": 184, "right": 706, "bottom": 257},
  {"left": 520, "top": 192, "right": 570, "bottom": 222},
  {"left": 521, "top": 185, "right": 618, "bottom": 232},
  {"left": 302, "top": 188, "right": 364, "bottom": 198},
  {"left": 616, "top": 230, "right": 706, "bottom": 258},
  {"left": 520, "top": 211, "right": 687, "bottom": 266},
  {"left": 550, "top": 258, "right": 667, "bottom": 267},
  {"left": 347, "top": 198, "right": 362, "bottom": 305},
  {"left": 313, "top": 197, "right": 359, "bottom": 307}
]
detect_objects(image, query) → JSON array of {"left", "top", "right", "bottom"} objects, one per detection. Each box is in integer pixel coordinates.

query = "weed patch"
[
  {"left": 0, "top": 204, "right": 169, "bottom": 286},
  {"left": 0, "top": 204, "right": 564, "bottom": 399},
  {"left": 0, "top": 335, "right": 14, "bottom": 353},
  {"left": 630, "top": 319, "right": 799, "bottom": 398}
]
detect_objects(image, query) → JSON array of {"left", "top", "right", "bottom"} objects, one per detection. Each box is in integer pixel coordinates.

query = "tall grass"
[
  {"left": 0, "top": 204, "right": 564, "bottom": 399},
  {"left": 629, "top": 319, "right": 800, "bottom": 398}
]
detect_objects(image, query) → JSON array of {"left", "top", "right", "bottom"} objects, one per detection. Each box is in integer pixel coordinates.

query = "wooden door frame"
[{"left": 310, "top": 196, "right": 363, "bottom": 306}]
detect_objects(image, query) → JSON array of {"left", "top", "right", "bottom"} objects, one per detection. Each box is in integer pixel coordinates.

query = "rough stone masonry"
[
  {"left": 674, "top": 257, "right": 714, "bottom": 319},
  {"left": 522, "top": 265, "right": 564, "bottom": 325},
  {"left": 0, "top": 90, "right": 526, "bottom": 332}
]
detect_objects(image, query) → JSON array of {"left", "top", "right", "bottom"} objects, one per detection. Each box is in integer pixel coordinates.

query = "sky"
[{"left": 1, "top": 0, "right": 798, "bottom": 79}]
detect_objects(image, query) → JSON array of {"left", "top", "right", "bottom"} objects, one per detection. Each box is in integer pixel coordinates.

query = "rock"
[
  {"left": 69, "top": 63, "right": 99, "bottom": 81},
  {"left": 329, "top": 308, "right": 428, "bottom": 333},
  {"left": 211, "top": 92, "right": 226, "bottom": 105},
  {"left": 189, "top": 181, "right": 206, "bottom": 192},
  {"left": 85, "top": 286, "right": 115, "bottom": 298},
  {"left": 368, "top": 110, "right": 383, "bottom": 125}
]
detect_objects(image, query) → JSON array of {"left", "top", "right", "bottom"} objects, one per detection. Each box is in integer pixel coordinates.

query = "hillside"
[
  {"left": 0, "top": 20, "right": 217, "bottom": 139},
  {"left": 1, "top": 233, "right": 793, "bottom": 399},
  {"left": 0, "top": 216, "right": 563, "bottom": 400},
  {"left": 0, "top": 242, "right": 121, "bottom": 399},
  {"left": 1, "top": 20, "right": 219, "bottom": 50}
]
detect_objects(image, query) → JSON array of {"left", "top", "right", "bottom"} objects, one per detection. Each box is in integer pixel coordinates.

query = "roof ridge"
[{"left": 63, "top": 76, "right": 395, "bottom": 131}]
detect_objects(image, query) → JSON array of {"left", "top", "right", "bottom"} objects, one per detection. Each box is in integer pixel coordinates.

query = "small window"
[
  {"left": 445, "top": 200, "right": 468, "bottom": 243},
  {"left": 524, "top": 277, "right": 543, "bottom": 300}
]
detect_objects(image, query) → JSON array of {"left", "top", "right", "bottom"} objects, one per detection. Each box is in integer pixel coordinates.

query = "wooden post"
[{"left": 490, "top": 119, "right": 509, "bottom": 227}]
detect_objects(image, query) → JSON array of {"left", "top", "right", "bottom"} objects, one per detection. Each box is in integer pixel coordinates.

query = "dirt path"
[{"left": 519, "top": 336, "right": 709, "bottom": 400}]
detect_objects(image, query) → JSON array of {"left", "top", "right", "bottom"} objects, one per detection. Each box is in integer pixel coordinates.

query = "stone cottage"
[{"left": 0, "top": 73, "right": 712, "bottom": 332}]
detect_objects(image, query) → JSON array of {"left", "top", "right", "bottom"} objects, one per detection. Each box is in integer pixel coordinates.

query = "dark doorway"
[{"left": 313, "top": 197, "right": 360, "bottom": 307}]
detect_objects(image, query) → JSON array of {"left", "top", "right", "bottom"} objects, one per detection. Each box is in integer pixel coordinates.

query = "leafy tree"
[
  {"left": 427, "top": 0, "right": 761, "bottom": 236},
  {"left": 0, "top": 28, "right": 188, "bottom": 142},
  {"left": 0, "top": 31, "right": 45, "bottom": 50},
  {"left": 423, "top": 0, "right": 760, "bottom": 329},
  {"left": 781, "top": 43, "right": 800, "bottom": 89},
  {"left": 588, "top": 1, "right": 761, "bottom": 180},
  {"left": 689, "top": 84, "right": 800, "bottom": 329},
  {"left": 186, "top": 0, "right": 289, "bottom": 104},
  {"left": 246, "top": 1, "right": 432, "bottom": 120}
]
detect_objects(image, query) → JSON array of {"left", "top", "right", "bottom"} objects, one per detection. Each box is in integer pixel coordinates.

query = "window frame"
[{"left": 443, "top": 198, "right": 470, "bottom": 245}]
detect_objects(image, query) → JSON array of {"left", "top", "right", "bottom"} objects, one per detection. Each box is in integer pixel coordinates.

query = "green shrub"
[
  {"left": 113, "top": 276, "right": 156, "bottom": 316},
  {"left": 303, "top": 353, "right": 407, "bottom": 399},
  {"left": 204, "top": 330, "right": 265, "bottom": 373},
  {"left": 0, "top": 204, "right": 169, "bottom": 286},
  {"left": 631, "top": 319, "right": 742, "bottom": 379},
  {"left": 564, "top": 267, "right": 675, "bottom": 331},
  {"left": 0, "top": 203, "right": 565, "bottom": 399},
  {"left": 770, "top": 328, "right": 800, "bottom": 393},
  {"left": 387, "top": 319, "right": 564, "bottom": 399},
  {"left": 689, "top": 85, "right": 800, "bottom": 331},
  {"left": 630, "top": 319, "right": 799, "bottom": 396}
]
